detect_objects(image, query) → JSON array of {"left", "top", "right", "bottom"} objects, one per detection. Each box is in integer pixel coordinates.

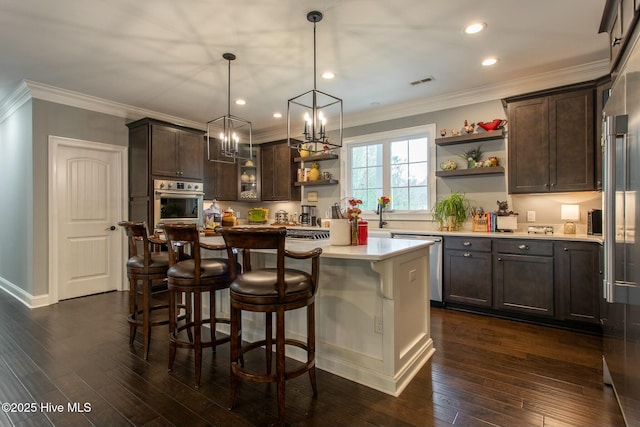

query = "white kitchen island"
[{"left": 201, "top": 235, "right": 435, "bottom": 396}]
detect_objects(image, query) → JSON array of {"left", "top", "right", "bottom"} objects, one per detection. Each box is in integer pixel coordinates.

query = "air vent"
[{"left": 410, "top": 76, "right": 434, "bottom": 86}]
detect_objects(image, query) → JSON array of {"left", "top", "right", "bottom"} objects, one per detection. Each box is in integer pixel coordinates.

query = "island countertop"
[{"left": 200, "top": 235, "right": 434, "bottom": 261}]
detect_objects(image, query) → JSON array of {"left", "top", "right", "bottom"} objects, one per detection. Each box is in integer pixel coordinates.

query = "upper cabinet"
[
  {"left": 600, "top": 0, "right": 639, "bottom": 73},
  {"left": 127, "top": 118, "right": 205, "bottom": 182},
  {"left": 261, "top": 140, "right": 300, "bottom": 201},
  {"left": 203, "top": 137, "right": 237, "bottom": 201},
  {"left": 504, "top": 83, "right": 595, "bottom": 194}
]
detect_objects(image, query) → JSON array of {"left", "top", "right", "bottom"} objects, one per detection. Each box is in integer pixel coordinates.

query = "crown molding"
[
  {"left": 1, "top": 80, "right": 206, "bottom": 130},
  {"left": 343, "top": 59, "right": 611, "bottom": 128}
]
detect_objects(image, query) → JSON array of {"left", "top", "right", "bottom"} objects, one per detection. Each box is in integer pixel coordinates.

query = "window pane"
[
  {"left": 367, "top": 144, "right": 383, "bottom": 167},
  {"left": 391, "top": 187, "right": 408, "bottom": 210},
  {"left": 391, "top": 164, "right": 408, "bottom": 187},
  {"left": 409, "top": 186, "right": 428, "bottom": 210},
  {"left": 391, "top": 140, "right": 408, "bottom": 164},
  {"left": 409, "top": 162, "right": 428, "bottom": 185},
  {"left": 408, "top": 138, "right": 429, "bottom": 162},
  {"left": 352, "top": 146, "right": 367, "bottom": 168}
]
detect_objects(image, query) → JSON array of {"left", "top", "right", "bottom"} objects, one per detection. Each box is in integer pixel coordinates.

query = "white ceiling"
[{"left": 0, "top": 1, "right": 610, "bottom": 138}]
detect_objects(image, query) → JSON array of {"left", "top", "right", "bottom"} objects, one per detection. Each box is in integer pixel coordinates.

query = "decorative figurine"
[
  {"left": 440, "top": 128, "right": 447, "bottom": 137},
  {"left": 463, "top": 120, "right": 475, "bottom": 134}
]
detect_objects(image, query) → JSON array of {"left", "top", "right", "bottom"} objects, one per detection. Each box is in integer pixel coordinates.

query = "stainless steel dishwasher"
[{"left": 390, "top": 232, "right": 443, "bottom": 305}]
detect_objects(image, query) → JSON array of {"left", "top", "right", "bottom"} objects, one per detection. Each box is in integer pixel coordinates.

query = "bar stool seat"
[{"left": 220, "top": 226, "right": 322, "bottom": 425}]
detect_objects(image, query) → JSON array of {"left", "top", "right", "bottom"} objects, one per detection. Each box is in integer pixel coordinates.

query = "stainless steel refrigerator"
[{"left": 602, "top": 25, "right": 640, "bottom": 426}]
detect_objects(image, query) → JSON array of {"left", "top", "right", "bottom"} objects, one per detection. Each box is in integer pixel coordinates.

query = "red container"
[{"left": 358, "top": 220, "right": 368, "bottom": 245}]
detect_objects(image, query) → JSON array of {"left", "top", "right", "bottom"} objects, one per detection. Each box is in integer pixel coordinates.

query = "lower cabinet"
[
  {"left": 493, "top": 240, "right": 555, "bottom": 317},
  {"left": 555, "top": 241, "right": 601, "bottom": 324},
  {"left": 443, "top": 236, "right": 600, "bottom": 328},
  {"left": 444, "top": 237, "right": 492, "bottom": 307}
]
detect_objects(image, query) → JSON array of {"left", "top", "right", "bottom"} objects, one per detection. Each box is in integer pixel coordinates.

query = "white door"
[{"left": 49, "top": 136, "right": 126, "bottom": 301}]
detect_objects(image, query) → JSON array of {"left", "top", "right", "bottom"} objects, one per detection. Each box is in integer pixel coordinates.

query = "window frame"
[{"left": 341, "top": 123, "right": 436, "bottom": 221}]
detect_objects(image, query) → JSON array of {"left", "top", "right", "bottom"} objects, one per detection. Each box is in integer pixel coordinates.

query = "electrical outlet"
[
  {"left": 374, "top": 316, "right": 383, "bottom": 334},
  {"left": 527, "top": 211, "right": 536, "bottom": 222}
]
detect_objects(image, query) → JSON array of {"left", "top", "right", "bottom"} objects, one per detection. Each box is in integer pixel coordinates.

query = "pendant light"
[
  {"left": 207, "top": 52, "right": 252, "bottom": 164},
  {"left": 287, "top": 10, "right": 343, "bottom": 154}
]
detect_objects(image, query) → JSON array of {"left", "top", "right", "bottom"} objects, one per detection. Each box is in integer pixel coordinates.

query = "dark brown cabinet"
[
  {"left": 149, "top": 123, "right": 204, "bottom": 180},
  {"left": 493, "top": 239, "right": 555, "bottom": 317},
  {"left": 600, "top": 0, "right": 639, "bottom": 71},
  {"left": 127, "top": 118, "right": 205, "bottom": 226},
  {"left": 203, "top": 138, "right": 237, "bottom": 201},
  {"left": 555, "top": 241, "right": 601, "bottom": 324},
  {"left": 443, "top": 237, "right": 492, "bottom": 307},
  {"left": 506, "top": 85, "right": 595, "bottom": 194},
  {"left": 260, "top": 140, "right": 300, "bottom": 201}
]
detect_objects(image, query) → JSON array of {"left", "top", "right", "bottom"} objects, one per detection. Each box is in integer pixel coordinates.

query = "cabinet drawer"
[
  {"left": 495, "top": 240, "right": 553, "bottom": 256},
  {"left": 444, "top": 236, "right": 491, "bottom": 252}
]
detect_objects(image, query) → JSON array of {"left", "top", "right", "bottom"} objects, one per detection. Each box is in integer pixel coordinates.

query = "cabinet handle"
[
  {"left": 463, "top": 241, "right": 472, "bottom": 246},
  {"left": 563, "top": 247, "right": 568, "bottom": 251},
  {"left": 612, "top": 37, "right": 623, "bottom": 47},
  {"left": 518, "top": 244, "right": 529, "bottom": 250},
  {"left": 497, "top": 257, "right": 503, "bottom": 261},
  {"left": 550, "top": 183, "right": 555, "bottom": 187},
  {"left": 463, "top": 252, "right": 471, "bottom": 257},
  {"left": 544, "top": 183, "right": 549, "bottom": 188}
]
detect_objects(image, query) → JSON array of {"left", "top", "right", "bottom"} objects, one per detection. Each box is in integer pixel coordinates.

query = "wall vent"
[{"left": 410, "top": 76, "right": 434, "bottom": 86}]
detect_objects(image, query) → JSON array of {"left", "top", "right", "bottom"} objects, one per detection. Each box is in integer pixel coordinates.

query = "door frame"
[{"left": 48, "top": 135, "right": 128, "bottom": 304}]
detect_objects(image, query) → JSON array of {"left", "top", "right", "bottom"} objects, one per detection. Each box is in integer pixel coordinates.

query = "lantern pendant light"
[
  {"left": 287, "top": 11, "right": 343, "bottom": 154},
  {"left": 207, "top": 52, "right": 252, "bottom": 164}
]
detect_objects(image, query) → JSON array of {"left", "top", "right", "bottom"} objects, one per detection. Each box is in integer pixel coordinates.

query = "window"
[{"left": 345, "top": 124, "right": 436, "bottom": 214}]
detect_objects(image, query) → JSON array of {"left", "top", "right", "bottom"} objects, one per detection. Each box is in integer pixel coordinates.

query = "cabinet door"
[
  {"left": 273, "top": 143, "right": 294, "bottom": 200},
  {"left": 444, "top": 249, "right": 492, "bottom": 307},
  {"left": 555, "top": 242, "right": 600, "bottom": 324},
  {"left": 203, "top": 138, "right": 237, "bottom": 201},
  {"left": 261, "top": 144, "right": 276, "bottom": 200},
  {"left": 549, "top": 89, "right": 594, "bottom": 192},
  {"left": 494, "top": 253, "right": 555, "bottom": 317},
  {"left": 151, "top": 125, "right": 179, "bottom": 177},
  {"left": 178, "top": 130, "right": 204, "bottom": 180},
  {"left": 508, "top": 97, "right": 550, "bottom": 193}
]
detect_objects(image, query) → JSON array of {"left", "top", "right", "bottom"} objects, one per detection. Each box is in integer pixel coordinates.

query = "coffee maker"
[{"left": 300, "top": 205, "right": 316, "bottom": 226}]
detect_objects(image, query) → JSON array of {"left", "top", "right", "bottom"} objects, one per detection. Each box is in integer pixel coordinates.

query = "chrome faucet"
[{"left": 377, "top": 204, "right": 387, "bottom": 228}]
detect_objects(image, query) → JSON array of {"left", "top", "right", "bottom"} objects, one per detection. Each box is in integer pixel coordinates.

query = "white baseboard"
[{"left": 0, "top": 276, "right": 51, "bottom": 309}]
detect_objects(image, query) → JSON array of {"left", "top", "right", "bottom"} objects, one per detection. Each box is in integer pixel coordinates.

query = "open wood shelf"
[
  {"left": 435, "top": 129, "right": 505, "bottom": 146},
  {"left": 435, "top": 166, "right": 505, "bottom": 177},
  {"left": 294, "top": 179, "right": 339, "bottom": 186},
  {"left": 294, "top": 153, "right": 339, "bottom": 162}
]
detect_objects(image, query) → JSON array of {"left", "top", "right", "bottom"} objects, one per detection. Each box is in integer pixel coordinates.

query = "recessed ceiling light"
[
  {"left": 465, "top": 22, "right": 487, "bottom": 35},
  {"left": 235, "top": 99, "right": 246, "bottom": 105},
  {"left": 273, "top": 112, "right": 282, "bottom": 118},
  {"left": 482, "top": 57, "right": 498, "bottom": 66},
  {"left": 322, "top": 71, "right": 335, "bottom": 79}
]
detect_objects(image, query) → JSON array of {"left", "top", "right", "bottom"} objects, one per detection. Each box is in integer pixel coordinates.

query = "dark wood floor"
[{"left": 0, "top": 290, "right": 625, "bottom": 426}]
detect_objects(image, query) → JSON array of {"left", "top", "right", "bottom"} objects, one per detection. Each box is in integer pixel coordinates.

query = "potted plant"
[{"left": 432, "top": 192, "right": 470, "bottom": 231}]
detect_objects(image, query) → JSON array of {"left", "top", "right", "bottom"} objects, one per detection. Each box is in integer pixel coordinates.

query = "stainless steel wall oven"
[{"left": 153, "top": 179, "right": 204, "bottom": 230}]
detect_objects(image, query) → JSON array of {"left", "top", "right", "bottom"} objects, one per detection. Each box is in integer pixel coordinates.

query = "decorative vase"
[
  {"left": 308, "top": 162, "right": 320, "bottom": 181},
  {"left": 350, "top": 217, "right": 359, "bottom": 246}
]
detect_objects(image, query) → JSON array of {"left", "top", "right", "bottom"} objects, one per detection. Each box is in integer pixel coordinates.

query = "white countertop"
[
  {"left": 383, "top": 229, "right": 603, "bottom": 243},
  {"left": 200, "top": 235, "right": 433, "bottom": 261}
]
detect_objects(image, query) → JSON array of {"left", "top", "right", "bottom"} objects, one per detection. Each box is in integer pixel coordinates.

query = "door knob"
[{"left": 108, "top": 225, "right": 116, "bottom": 231}]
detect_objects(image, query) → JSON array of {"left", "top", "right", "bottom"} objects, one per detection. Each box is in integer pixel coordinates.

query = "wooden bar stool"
[
  {"left": 220, "top": 226, "right": 322, "bottom": 425},
  {"left": 118, "top": 221, "right": 170, "bottom": 360},
  {"left": 159, "top": 223, "right": 234, "bottom": 388}
]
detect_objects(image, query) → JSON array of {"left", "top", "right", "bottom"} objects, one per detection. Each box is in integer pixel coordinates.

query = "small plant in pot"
[{"left": 432, "top": 192, "right": 470, "bottom": 231}]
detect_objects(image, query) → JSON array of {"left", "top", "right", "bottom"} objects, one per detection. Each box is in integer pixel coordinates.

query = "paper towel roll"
[{"left": 329, "top": 219, "right": 351, "bottom": 246}]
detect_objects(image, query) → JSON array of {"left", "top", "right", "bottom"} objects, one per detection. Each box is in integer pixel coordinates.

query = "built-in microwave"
[{"left": 153, "top": 179, "right": 204, "bottom": 230}]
